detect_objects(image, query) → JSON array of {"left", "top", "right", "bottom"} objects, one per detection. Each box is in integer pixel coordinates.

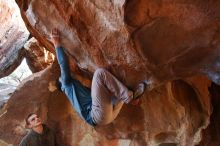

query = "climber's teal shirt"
[{"left": 55, "top": 46, "right": 96, "bottom": 126}]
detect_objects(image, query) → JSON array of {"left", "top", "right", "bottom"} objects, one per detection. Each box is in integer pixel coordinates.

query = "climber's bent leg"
[{"left": 91, "top": 68, "right": 133, "bottom": 125}]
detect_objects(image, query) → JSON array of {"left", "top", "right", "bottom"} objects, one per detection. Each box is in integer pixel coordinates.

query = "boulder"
[
  {"left": 15, "top": 0, "right": 220, "bottom": 86},
  {"left": 24, "top": 37, "right": 55, "bottom": 73},
  {"left": 1, "top": 0, "right": 220, "bottom": 145},
  {"left": 0, "top": 64, "right": 212, "bottom": 146},
  {"left": 198, "top": 83, "right": 220, "bottom": 146},
  {"left": 0, "top": 0, "right": 29, "bottom": 78}
]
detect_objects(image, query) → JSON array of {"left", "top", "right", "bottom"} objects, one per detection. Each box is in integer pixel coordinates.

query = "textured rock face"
[
  {"left": 0, "top": 64, "right": 126, "bottom": 146},
  {"left": 0, "top": 83, "right": 16, "bottom": 109},
  {"left": 15, "top": 0, "right": 220, "bottom": 85},
  {"left": 24, "top": 38, "right": 55, "bottom": 73},
  {"left": 0, "top": 1, "right": 52, "bottom": 77},
  {"left": 0, "top": 0, "right": 29, "bottom": 78},
  {"left": 125, "top": 0, "right": 220, "bottom": 82},
  {"left": 0, "top": 64, "right": 212, "bottom": 146},
  {"left": 198, "top": 83, "right": 220, "bottom": 146},
  {"left": 1, "top": 0, "right": 220, "bottom": 145}
]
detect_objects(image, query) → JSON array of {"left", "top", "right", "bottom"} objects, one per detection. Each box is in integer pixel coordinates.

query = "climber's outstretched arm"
[
  {"left": 51, "top": 29, "right": 71, "bottom": 84},
  {"left": 55, "top": 46, "right": 71, "bottom": 84}
]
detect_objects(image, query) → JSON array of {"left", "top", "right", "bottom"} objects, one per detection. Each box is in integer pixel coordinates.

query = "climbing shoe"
[{"left": 133, "top": 82, "right": 146, "bottom": 99}]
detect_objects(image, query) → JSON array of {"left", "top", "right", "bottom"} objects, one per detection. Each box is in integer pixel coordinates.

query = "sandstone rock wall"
[
  {"left": 1, "top": 0, "right": 220, "bottom": 145},
  {"left": 15, "top": 0, "right": 220, "bottom": 86},
  {"left": 198, "top": 83, "right": 220, "bottom": 146},
  {"left": 0, "top": 0, "right": 29, "bottom": 78},
  {"left": 24, "top": 38, "right": 55, "bottom": 73},
  {"left": 0, "top": 63, "right": 212, "bottom": 146}
]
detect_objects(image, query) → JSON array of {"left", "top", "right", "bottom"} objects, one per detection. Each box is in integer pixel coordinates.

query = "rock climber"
[{"left": 51, "top": 28, "right": 147, "bottom": 126}]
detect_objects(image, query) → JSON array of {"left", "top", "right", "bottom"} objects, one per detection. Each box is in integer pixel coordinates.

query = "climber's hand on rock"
[{"left": 51, "top": 28, "right": 61, "bottom": 48}]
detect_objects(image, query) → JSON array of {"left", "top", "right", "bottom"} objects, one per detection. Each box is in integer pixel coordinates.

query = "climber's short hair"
[{"left": 25, "top": 113, "right": 35, "bottom": 126}]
